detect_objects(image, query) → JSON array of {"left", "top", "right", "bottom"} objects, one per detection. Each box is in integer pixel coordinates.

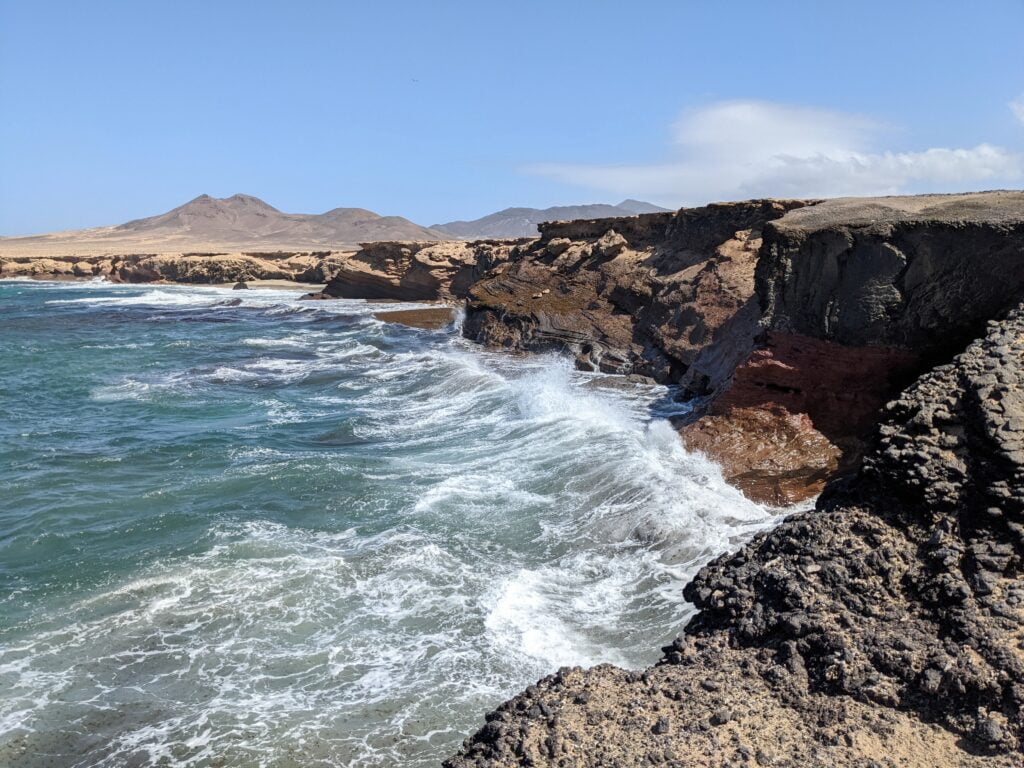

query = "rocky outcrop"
[
  {"left": 318, "top": 239, "right": 525, "bottom": 301},
  {"left": 446, "top": 303, "right": 1024, "bottom": 768},
  {"left": 463, "top": 200, "right": 810, "bottom": 384},
  {"left": 461, "top": 191, "right": 1024, "bottom": 504},
  {"left": 683, "top": 191, "right": 1024, "bottom": 502},
  {"left": 0, "top": 251, "right": 353, "bottom": 284},
  {"left": 461, "top": 199, "right": 827, "bottom": 502}
]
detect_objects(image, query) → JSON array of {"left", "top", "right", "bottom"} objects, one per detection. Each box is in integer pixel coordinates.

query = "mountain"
[
  {"left": 615, "top": 198, "right": 672, "bottom": 215},
  {"left": 0, "top": 194, "right": 446, "bottom": 254},
  {"left": 111, "top": 194, "right": 444, "bottom": 246},
  {"left": 0, "top": 195, "right": 674, "bottom": 256},
  {"left": 431, "top": 200, "right": 672, "bottom": 239}
]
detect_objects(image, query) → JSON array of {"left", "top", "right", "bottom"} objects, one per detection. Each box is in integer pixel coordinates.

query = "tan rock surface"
[
  {"left": 0, "top": 251, "right": 353, "bottom": 285},
  {"left": 320, "top": 239, "right": 526, "bottom": 301}
]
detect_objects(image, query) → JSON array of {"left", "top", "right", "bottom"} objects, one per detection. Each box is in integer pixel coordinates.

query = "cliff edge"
[{"left": 463, "top": 191, "right": 1024, "bottom": 504}]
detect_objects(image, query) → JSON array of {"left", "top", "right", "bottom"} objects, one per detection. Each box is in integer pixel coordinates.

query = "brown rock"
[
  {"left": 447, "top": 301, "right": 1024, "bottom": 768},
  {"left": 321, "top": 239, "right": 524, "bottom": 301},
  {"left": 0, "top": 250, "right": 352, "bottom": 286},
  {"left": 680, "top": 405, "right": 840, "bottom": 505},
  {"left": 372, "top": 307, "right": 455, "bottom": 329}
]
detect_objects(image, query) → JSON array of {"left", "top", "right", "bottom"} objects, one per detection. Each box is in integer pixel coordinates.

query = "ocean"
[{"left": 0, "top": 279, "right": 783, "bottom": 767}]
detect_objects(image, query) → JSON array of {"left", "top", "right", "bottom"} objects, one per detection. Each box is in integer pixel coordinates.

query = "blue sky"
[{"left": 1, "top": 0, "right": 1022, "bottom": 235}]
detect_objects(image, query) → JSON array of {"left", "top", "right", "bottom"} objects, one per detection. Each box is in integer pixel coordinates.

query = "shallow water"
[{"left": 0, "top": 280, "right": 784, "bottom": 767}]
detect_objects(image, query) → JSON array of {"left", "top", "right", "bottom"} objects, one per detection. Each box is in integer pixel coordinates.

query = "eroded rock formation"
[
  {"left": 446, "top": 303, "right": 1024, "bottom": 767},
  {"left": 0, "top": 251, "right": 353, "bottom": 284},
  {"left": 463, "top": 200, "right": 809, "bottom": 386},
  {"left": 693, "top": 191, "right": 1024, "bottom": 502},
  {"left": 316, "top": 239, "right": 525, "bottom": 301},
  {"left": 462, "top": 191, "right": 1024, "bottom": 504}
]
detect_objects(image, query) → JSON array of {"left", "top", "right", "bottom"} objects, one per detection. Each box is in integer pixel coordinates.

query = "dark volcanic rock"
[
  {"left": 688, "top": 191, "right": 1024, "bottom": 502},
  {"left": 460, "top": 190, "right": 1024, "bottom": 503},
  {"left": 463, "top": 199, "right": 810, "bottom": 386},
  {"left": 446, "top": 304, "right": 1024, "bottom": 768}
]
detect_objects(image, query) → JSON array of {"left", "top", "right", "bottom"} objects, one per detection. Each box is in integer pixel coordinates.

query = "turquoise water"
[{"left": 0, "top": 279, "right": 781, "bottom": 767}]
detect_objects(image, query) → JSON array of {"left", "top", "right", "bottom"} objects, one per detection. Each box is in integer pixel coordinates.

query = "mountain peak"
[
  {"left": 174, "top": 193, "right": 279, "bottom": 213},
  {"left": 225, "top": 193, "right": 279, "bottom": 211},
  {"left": 111, "top": 194, "right": 439, "bottom": 245},
  {"left": 616, "top": 199, "right": 672, "bottom": 214}
]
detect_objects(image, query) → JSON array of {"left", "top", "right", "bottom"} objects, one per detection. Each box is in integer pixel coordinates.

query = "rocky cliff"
[
  {"left": 462, "top": 191, "right": 1024, "bottom": 504},
  {"left": 689, "top": 192, "right": 1024, "bottom": 502},
  {"left": 315, "top": 239, "right": 526, "bottom": 301},
  {"left": 463, "top": 200, "right": 809, "bottom": 384},
  {"left": 445, "top": 298, "right": 1024, "bottom": 768},
  {"left": 0, "top": 251, "right": 353, "bottom": 284}
]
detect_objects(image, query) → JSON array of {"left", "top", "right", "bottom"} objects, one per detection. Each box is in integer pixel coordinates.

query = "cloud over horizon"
[
  {"left": 1011, "top": 96, "right": 1024, "bottom": 126},
  {"left": 528, "top": 100, "right": 1024, "bottom": 206}
]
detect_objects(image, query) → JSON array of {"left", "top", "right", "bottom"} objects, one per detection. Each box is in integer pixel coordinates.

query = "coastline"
[
  {"left": 5, "top": 190, "right": 1024, "bottom": 764},
  {"left": 441, "top": 191, "right": 1024, "bottom": 765}
]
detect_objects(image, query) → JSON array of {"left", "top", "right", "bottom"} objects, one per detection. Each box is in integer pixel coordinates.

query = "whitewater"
[{"left": 0, "top": 280, "right": 785, "bottom": 767}]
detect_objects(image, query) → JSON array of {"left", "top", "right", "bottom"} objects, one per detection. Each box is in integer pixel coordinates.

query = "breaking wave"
[{"left": 0, "top": 281, "right": 788, "bottom": 767}]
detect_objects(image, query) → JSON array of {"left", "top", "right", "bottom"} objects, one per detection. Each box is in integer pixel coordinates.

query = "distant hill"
[
  {"left": 112, "top": 193, "right": 445, "bottom": 245},
  {"left": 0, "top": 195, "right": 674, "bottom": 256},
  {"left": 0, "top": 194, "right": 446, "bottom": 254},
  {"left": 432, "top": 200, "right": 671, "bottom": 239},
  {"left": 615, "top": 199, "right": 673, "bottom": 215}
]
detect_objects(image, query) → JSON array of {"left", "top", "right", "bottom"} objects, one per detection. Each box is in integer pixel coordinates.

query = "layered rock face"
[
  {"left": 0, "top": 251, "right": 352, "bottom": 284},
  {"left": 690, "top": 192, "right": 1024, "bottom": 502},
  {"left": 463, "top": 200, "right": 809, "bottom": 384},
  {"left": 462, "top": 191, "right": 1024, "bottom": 503},
  {"left": 446, "top": 304, "right": 1024, "bottom": 768},
  {"left": 316, "top": 240, "right": 524, "bottom": 301}
]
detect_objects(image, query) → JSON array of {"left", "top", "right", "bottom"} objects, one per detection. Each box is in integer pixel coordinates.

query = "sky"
[{"left": 1, "top": 0, "right": 1022, "bottom": 235}]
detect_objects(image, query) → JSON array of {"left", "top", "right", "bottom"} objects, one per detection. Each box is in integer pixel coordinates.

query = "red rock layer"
[{"left": 679, "top": 332, "right": 921, "bottom": 504}]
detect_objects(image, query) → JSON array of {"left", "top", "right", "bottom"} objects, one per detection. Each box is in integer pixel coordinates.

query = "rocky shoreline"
[
  {"left": 6, "top": 191, "right": 1023, "bottom": 764},
  {"left": 300, "top": 190, "right": 1023, "bottom": 765},
  {"left": 0, "top": 250, "right": 352, "bottom": 284},
  {"left": 441, "top": 191, "right": 1024, "bottom": 766}
]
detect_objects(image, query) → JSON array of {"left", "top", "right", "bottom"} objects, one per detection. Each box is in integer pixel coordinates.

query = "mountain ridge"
[
  {"left": 0, "top": 194, "right": 672, "bottom": 253},
  {"left": 431, "top": 200, "right": 671, "bottom": 239}
]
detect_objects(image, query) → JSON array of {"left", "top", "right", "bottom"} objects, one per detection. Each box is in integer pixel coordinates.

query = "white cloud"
[
  {"left": 528, "top": 100, "right": 1024, "bottom": 205},
  {"left": 1011, "top": 96, "right": 1024, "bottom": 125}
]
